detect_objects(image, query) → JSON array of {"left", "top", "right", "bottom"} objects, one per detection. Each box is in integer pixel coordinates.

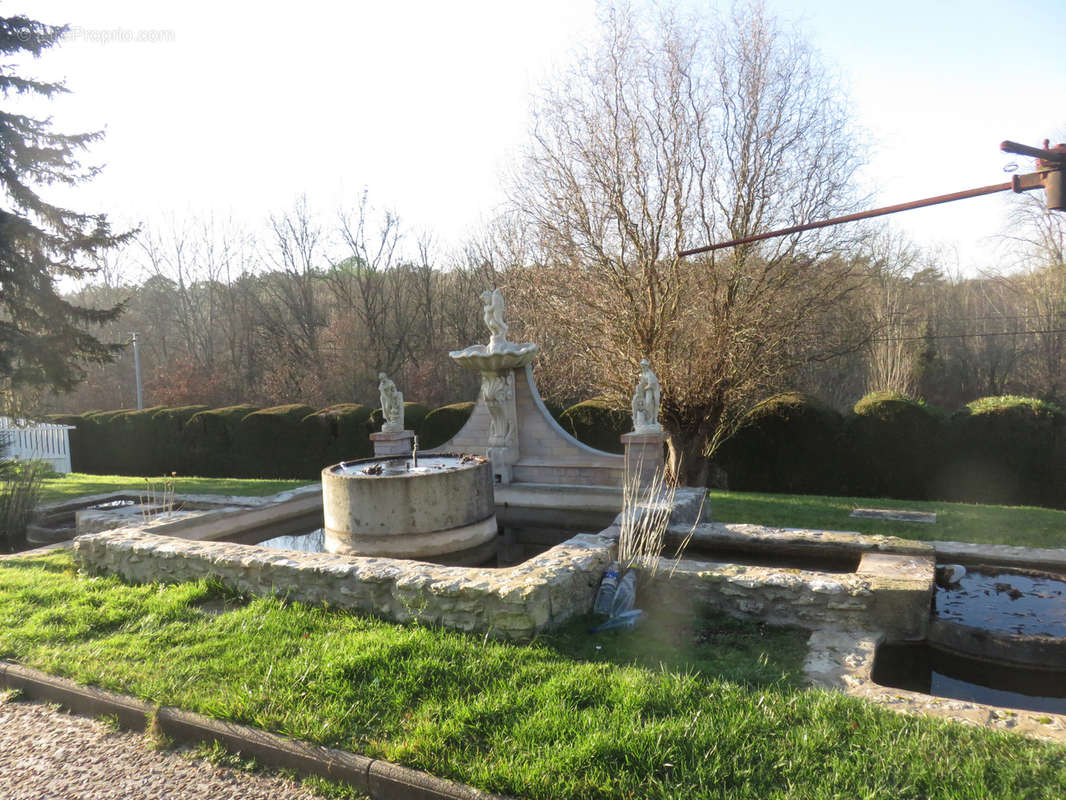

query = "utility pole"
[{"left": 130, "top": 332, "right": 143, "bottom": 410}]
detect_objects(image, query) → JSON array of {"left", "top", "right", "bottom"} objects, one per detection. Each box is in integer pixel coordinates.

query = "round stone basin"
[
  {"left": 929, "top": 565, "right": 1066, "bottom": 668},
  {"left": 321, "top": 454, "right": 498, "bottom": 564}
]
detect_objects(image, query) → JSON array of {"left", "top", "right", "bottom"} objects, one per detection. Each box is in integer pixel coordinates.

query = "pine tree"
[{"left": 0, "top": 15, "right": 130, "bottom": 393}]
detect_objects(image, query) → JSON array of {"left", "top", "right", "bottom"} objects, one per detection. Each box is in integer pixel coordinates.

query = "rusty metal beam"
[
  {"left": 678, "top": 181, "right": 1022, "bottom": 258},
  {"left": 1011, "top": 172, "right": 1045, "bottom": 192},
  {"left": 1001, "top": 140, "right": 1066, "bottom": 164}
]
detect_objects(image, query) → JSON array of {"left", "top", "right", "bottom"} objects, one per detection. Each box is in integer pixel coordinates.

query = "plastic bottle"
[
  {"left": 609, "top": 570, "right": 637, "bottom": 617},
  {"left": 593, "top": 561, "right": 620, "bottom": 615},
  {"left": 590, "top": 609, "right": 645, "bottom": 633}
]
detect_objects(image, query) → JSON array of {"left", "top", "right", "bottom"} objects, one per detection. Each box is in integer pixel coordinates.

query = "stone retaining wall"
[
  {"left": 73, "top": 516, "right": 934, "bottom": 642},
  {"left": 643, "top": 524, "right": 935, "bottom": 639},
  {"left": 73, "top": 529, "right": 614, "bottom": 640},
  {"left": 651, "top": 555, "right": 930, "bottom": 638}
]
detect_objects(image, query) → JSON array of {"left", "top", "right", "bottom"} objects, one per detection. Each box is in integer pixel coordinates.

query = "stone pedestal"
[
  {"left": 481, "top": 369, "right": 519, "bottom": 484},
  {"left": 621, "top": 430, "right": 667, "bottom": 488},
  {"left": 370, "top": 429, "right": 415, "bottom": 458}
]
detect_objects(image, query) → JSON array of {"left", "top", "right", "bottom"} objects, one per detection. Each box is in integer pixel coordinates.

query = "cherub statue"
[
  {"left": 631, "top": 359, "right": 662, "bottom": 433},
  {"left": 481, "top": 288, "right": 509, "bottom": 350},
  {"left": 378, "top": 372, "right": 404, "bottom": 433}
]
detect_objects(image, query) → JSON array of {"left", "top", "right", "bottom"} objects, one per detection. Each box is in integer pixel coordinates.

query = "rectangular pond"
[{"left": 872, "top": 641, "right": 1066, "bottom": 716}]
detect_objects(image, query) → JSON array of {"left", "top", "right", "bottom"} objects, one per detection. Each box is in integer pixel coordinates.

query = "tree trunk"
[{"left": 665, "top": 428, "right": 709, "bottom": 487}]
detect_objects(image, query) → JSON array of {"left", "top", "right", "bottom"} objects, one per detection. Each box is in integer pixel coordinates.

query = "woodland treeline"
[{"left": 43, "top": 197, "right": 1066, "bottom": 419}]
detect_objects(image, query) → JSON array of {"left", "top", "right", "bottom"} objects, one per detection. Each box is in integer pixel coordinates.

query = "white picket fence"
[{"left": 0, "top": 418, "right": 75, "bottom": 474}]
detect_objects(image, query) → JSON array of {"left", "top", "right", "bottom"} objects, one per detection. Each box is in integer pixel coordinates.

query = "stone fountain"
[
  {"left": 320, "top": 371, "right": 499, "bottom": 565},
  {"left": 447, "top": 288, "right": 539, "bottom": 483},
  {"left": 321, "top": 454, "right": 498, "bottom": 565}
]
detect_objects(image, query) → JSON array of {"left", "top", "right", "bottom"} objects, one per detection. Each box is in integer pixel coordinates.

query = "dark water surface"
[
  {"left": 873, "top": 641, "right": 1066, "bottom": 715},
  {"left": 935, "top": 566, "right": 1066, "bottom": 637}
]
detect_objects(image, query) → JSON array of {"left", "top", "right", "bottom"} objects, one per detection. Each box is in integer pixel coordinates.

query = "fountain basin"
[
  {"left": 928, "top": 564, "right": 1066, "bottom": 668},
  {"left": 448, "top": 343, "right": 538, "bottom": 373},
  {"left": 321, "top": 454, "right": 497, "bottom": 564}
]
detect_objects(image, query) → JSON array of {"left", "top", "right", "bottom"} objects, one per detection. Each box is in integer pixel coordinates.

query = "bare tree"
[
  {"left": 1002, "top": 193, "right": 1066, "bottom": 401},
  {"left": 507, "top": 1, "right": 865, "bottom": 484},
  {"left": 862, "top": 232, "right": 923, "bottom": 397}
]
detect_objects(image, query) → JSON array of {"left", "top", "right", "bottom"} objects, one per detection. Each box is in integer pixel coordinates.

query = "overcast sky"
[{"left": 10, "top": 0, "right": 1066, "bottom": 276}]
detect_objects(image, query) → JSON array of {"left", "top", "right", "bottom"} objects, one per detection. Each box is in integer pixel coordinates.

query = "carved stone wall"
[{"left": 440, "top": 365, "right": 624, "bottom": 486}]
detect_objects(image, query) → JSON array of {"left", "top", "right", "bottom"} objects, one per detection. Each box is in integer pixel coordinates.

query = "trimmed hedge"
[
  {"left": 151, "top": 405, "right": 208, "bottom": 475},
  {"left": 937, "top": 396, "right": 1066, "bottom": 508},
  {"left": 715, "top": 393, "right": 846, "bottom": 495},
  {"left": 558, "top": 399, "right": 628, "bottom": 454},
  {"left": 419, "top": 402, "right": 475, "bottom": 449},
  {"left": 76, "top": 412, "right": 126, "bottom": 475},
  {"left": 57, "top": 391, "right": 1066, "bottom": 510},
  {"left": 236, "top": 404, "right": 317, "bottom": 479},
  {"left": 542, "top": 399, "right": 568, "bottom": 422},
  {"left": 299, "top": 404, "right": 374, "bottom": 469},
  {"left": 106, "top": 407, "right": 168, "bottom": 476},
  {"left": 184, "top": 405, "right": 261, "bottom": 478},
  {"left": 843, "top": 391, "right": 943, "bottom": 500},
  {"left": 367, "top": 403, "right": 430, "bottom": 437}
]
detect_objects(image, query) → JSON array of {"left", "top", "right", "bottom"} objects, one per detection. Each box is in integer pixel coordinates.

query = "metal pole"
[
  {"left": 678, "top": 181, "right": 1015, "bottom": 258},
  {"left": 130, "top": 332, "right": 143, "bottom": 410}
]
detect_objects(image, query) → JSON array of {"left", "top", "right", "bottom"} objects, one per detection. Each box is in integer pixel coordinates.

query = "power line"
[{"left": 872, "top": 328, "right": 1066, "bottom": 343}]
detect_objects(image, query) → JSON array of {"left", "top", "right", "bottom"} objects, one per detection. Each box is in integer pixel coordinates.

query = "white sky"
[{"left": 9, "top": 0, "right": 1066, "bottom": 276}]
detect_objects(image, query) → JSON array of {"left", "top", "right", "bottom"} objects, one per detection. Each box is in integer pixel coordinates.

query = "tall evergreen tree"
[{"left": 0, "top": 15, "right": 130, "bottom": 393}]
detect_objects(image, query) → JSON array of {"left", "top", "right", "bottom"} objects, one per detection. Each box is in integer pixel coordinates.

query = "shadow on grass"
[
  {"left": 0, "top": 553, "right": 78, "bottom": 574},
  {"left": 536, "top": 605, "right": 808, "bottom": 689}
]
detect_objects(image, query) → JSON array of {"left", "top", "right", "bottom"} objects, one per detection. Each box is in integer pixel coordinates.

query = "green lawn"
[
  {"left": 0, "top": 551, "right": 1063, "bottom": 800},
  {"left": 710, "top": 490, "right": 1066, "bottom": 550},
  {"left": 38, "top": 473, "right": 313, "bottom": 504},
  {"left": 39, "top": 475, "right": 1066, "bottom": 550}
]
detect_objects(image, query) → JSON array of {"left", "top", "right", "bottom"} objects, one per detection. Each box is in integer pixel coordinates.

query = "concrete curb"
[
  {"left": 0, "top": 661, "right": 511, "bottom": 800},
  {"left": 927, "top": 539, "right": 1066, "bottom": 573}
]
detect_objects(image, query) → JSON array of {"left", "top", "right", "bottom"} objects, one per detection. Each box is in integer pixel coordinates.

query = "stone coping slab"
[
  {"left": 803, "top": 629, "right": 1066, "bottom": 745},
  {"left": 929, "top": 540, "right": 1066, "bottom": 573},
  {"left": 663, "top": 521, "right": 935, "bottom": 557}
]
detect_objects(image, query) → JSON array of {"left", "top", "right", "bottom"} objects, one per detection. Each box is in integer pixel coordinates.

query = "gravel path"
[{"left": 0, "top": 696, "right": 326, "bottom": 800}]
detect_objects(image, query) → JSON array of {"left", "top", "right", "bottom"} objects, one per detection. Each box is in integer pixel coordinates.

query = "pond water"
[
  {"left": 89, "top": 498, "right": 138, "bottom": 511},
  {"left": 249, "top": 527, "right": 545, "bottom": 568},
  {"left": 935, "top": 566, "right": 1066, "bottom": 637},
  {"left": 243, "top": 528, "right": 863, "bottom": 574},
  {"left": 873, "top": 641, "right": 1066, "bottom": 716},
  {"left": 332, "top": 455, "right": 482, "bottom": 476}
]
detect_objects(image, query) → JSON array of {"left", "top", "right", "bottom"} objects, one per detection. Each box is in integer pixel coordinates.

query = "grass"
[
  {"left": 0, "top": 551, "right": 1064, "bottom": 799},
  {"left": 39, "top": 473, "right": 1066, "bottom": 550},
  {"left": 38, "top": 473, "right": 312, "bottom": 504},
  {"left": 710, "top": 489, "right": 1066, "bottom": 550}
]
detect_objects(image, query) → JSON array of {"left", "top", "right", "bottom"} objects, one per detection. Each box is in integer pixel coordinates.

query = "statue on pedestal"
[
  {"left": 481, "top": 288, "right": 509, "bottom": 353},
  {"left": 481, "top": 372, "right": 515, "bottom": 447},
  {"left": 378, "top": 372, "right": 404, "bottom": 433},
  {"left": 631, "top": 359, "right": 662, "bottom": 433}
]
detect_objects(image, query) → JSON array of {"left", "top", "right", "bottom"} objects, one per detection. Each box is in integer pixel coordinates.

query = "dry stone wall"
[
  {"left": 73, "top": 512, "right": 934, "bottom": 642},
  {"left": 73, "top": 529, "right": 614, "bottom": 640},
  {"left": 642, "top": 523, "right": 935, "bottom": 639}
]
